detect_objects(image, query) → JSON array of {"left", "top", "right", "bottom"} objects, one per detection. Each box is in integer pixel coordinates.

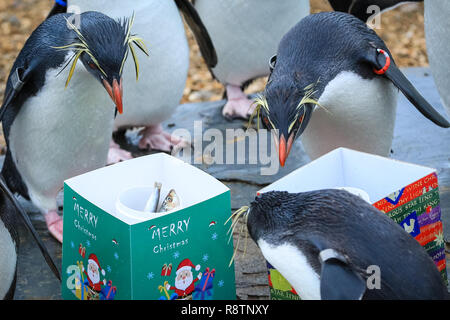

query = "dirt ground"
[{"left": 0, "top": 0, "right": 427, "bottom": 151}]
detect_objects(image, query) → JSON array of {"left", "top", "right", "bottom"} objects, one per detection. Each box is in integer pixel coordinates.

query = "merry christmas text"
[
  {"left": 73, "top": 201, "right": 98, "bottom": 228},
  {"left": 153, "top": 238, "right": 189, "bottom": 254},
  {"left": 151, "top": 217, "right": 190, "bottom": 241}
]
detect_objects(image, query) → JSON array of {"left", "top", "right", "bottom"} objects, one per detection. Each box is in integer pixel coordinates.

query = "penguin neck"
[
  {"left": 301, "top": 70, "right": 398, "bottom": 159},
  {"left": 248, "top": 192, "right": 308, "bottom": 242}
]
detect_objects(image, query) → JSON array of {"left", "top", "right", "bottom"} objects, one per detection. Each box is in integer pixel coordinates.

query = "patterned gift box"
[
  {"left": 193, "top": 267, "right": 215, "bottom": 300},
  {"left": 373, "top": 173, "right": 447, "bottom": 282},
  {"left": 74, "top": 274, "right": 90, "bottom": 300},
  {"left": 100, "top": 280, "right": 117, "bottom": 300},
  {"left": 161, "top": 263, "right": 172, "bottom": 277},
  {"left": 258, "top": 148, "right": 448, "bottom": 300}
]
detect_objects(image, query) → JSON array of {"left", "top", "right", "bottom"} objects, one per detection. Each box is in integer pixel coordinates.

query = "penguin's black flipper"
[
  {"left": 0, "top": 176, "right": 61, "bottom": 282},
  {"left": 328, "top": 0, "right": 423, "bottom": 22},
  {"left": 174, "top": 0, "right": 217, "bottom": 68},
  {"left": 319, "top": 249, "right": 366, "bottom": 300},
  {"left": 367, "top": 49, "right": 450, "bottom": 128},
  {"left": 46, "top": 1, "right": 68, "bottom": 19},
  {"left": 328, "top": 0, "right": 356, "bottom": 15},
  {"left": 0, "top": 62, "right": 37, "bottom": 123}
]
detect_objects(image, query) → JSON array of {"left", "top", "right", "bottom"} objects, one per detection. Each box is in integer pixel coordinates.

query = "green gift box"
[
  {"left": 257, "top": 148, "right": 448, "bottom": 300},
  {"left": 61, "top": 153, "right": 236, "bottom": 300}
]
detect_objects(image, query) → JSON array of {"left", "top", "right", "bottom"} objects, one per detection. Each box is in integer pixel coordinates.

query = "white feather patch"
[
  {"left": 194, "top": 0, "right": 310, "bottom": 85},
  {"left": 301, "top": 71, "right": 398, "bottom": 160},
  {"left": 258, "top": 239, "right": 321, "bottom": 300},
  {"left": 0, "top": 219, "right": 17, "bottom": 299}
]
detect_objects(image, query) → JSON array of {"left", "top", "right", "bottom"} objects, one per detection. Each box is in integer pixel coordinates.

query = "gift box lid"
[
  {"left": 64, "top": 153, "right": 230, "bottom": 225},
  {"left": 258, "top": 148, "right": 436, "bottom": 204}
]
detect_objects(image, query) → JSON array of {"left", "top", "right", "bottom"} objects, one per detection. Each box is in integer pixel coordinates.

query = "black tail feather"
[
  {"left": 329, "top": 0, "right": 424, "bottom": 22},
  {"left": 175, "top": 0, "right": 217, "bottom": 68},
  {"left": 46, "top": 1, "right": 68, "bottom": 20}
]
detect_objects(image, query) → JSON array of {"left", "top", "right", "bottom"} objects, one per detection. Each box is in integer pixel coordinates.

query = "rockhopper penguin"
[
  {"left": 193, "top": 0, "right": 310, "bottom": 120},
  {"left": 256, "top": 12, "right": 449, "bottom": 166},
  {"left": 329, "top": 0, "right": 450, "bottom": 119},
  {"left": 50, "top": 0, "right": 217, "bottom": 161},
  {"left": 245, "top": 190, "right": 449, "bottom": 300},
  {"left": 0, "top": 11, "right": 148, "bottom": 242}
]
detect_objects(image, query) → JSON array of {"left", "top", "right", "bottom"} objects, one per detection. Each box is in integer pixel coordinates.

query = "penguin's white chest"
[
  {"left": 0, "top": 219, "right": 16, "bottom": 299},
  {"left": 301, "top": 71, "right": 398, "bottom": 160},
  {"left": 9, "top": 61, "right": 115, "bottom": 211},
  {"left": 194, "top": 0, "right": 310, "bottom": 85},
  {"left": 70, "top": 0, "right": 190, "bottom": 128},
  {"left": 258, "top": 239, "right": 321, "bottom": 300},
  {"left": 425, "top": 0, "right": 450, "bottom": 117}
]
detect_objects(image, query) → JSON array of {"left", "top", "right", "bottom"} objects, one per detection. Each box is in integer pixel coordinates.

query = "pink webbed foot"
[
  {"left": 107, "top": 140, "right": 133, "bottom": 165},
  {"left": 138, "top": 124, "right": 190, "bottom": 153},
  {"left": 222, "top": 84, "right": 256, "bottom": 120},
  {"left": 45, "top": 210, "right": 63, "bottom": 243}
]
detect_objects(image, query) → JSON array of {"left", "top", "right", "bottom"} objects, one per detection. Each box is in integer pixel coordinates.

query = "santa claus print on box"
[
  {"left": 65, "top": 251, "right": 115, "bottom": 300},
  {"left": 166, "top": 259, "right": 200, "bottom": 298},
  {"left": 61, "top": 153, "right": 236, "bottom": 300},
  {"left": 84, "top": 254, "right": 106, "bottom": 292},
  {"left": 158, "top": 258, "right": 203, "bottom": 300}
]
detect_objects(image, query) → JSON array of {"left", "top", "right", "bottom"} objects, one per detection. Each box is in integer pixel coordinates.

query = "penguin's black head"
[
  {"left": 247, "top": 191, "right": 302, "bottom": 243},
  {"left": 57, "top": 11, "right": 148, "bottom": 114},
  {"left": 247, "top": 189, "right": 374, "bottom": 244},
  {"left": 255, "top": 78, "right": 317, "bottom": 167}
]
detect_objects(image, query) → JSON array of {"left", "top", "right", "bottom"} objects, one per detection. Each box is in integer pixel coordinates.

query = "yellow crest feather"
[
  {"left": 54, "top": 13, "right": 149, "bottom": 88},
  {"left": 121, "top": 12, "right": 150, "bottom": 80},
  {"left": 225, "top": 206, "right": 250, "bottom": 267},
  {"left": 65, "top": 50, "right": 83, "bottom": 88}
]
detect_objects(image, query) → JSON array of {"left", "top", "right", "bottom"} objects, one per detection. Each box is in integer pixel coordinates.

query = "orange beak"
[
  {"left": 103, "top": 78, "right": 123, "bottom": 114},
  {"left": 278, "top": 134, "right": 294, "bottom": 167}
]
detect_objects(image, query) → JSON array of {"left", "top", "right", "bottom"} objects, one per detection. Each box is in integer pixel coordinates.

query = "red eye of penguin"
[
  {"left": 89, "top": 62, "right": 97, "bottom": 70},
  {"left": 299, "top": 115, "right": 304, "bottom": 123},
  {"left": 263, "top": 117, "right": 270, "bottom": 126}
]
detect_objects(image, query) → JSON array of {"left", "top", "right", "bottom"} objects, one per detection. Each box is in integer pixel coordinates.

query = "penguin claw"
[
  {"left": 107, "top": 140, "right": 133, "bottom": 165},
  {"left": 45, "top": 210, "right": 63, "bottom": 243},
  {"left": 222, "top": 96, "right": 255, "bottom": 121},
  {"left": 222, "top": 84, "right": 256, "bottom": 120},
  {"left": 138, "top": 124, "right": 191, "bottom": 153}
]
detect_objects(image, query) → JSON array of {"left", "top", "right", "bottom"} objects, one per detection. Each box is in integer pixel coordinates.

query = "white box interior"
[
  {"left": 65, "top": 153, "right": 229, "bottom": 225},
  {"left": 259, "top": 148, "right": 435, "bottom": 203}
]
